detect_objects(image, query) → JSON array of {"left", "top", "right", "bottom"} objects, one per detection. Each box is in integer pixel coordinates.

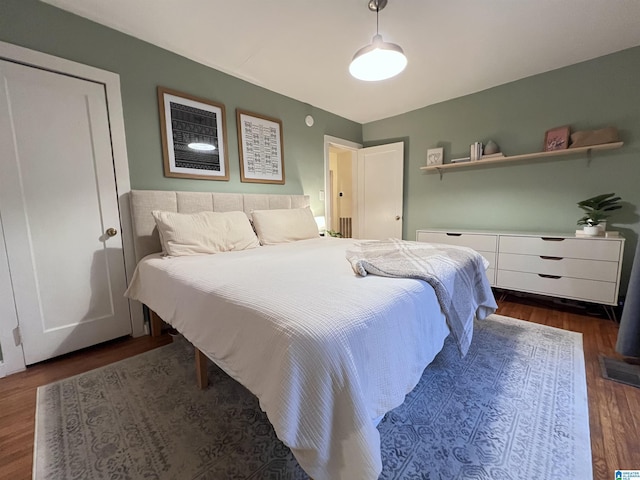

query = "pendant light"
[{"left": 349, "top": 0, "right": 407, "bottom": 82}]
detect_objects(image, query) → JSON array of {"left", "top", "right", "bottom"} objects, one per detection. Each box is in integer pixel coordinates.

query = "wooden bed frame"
[
  {"left": 129, "top": 189, "right": 310, "bottom": 391},
  {"left": 150, "top": 310, "right": 209, "bottom": 388}
]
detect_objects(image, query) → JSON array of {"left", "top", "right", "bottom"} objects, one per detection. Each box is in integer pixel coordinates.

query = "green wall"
[
  {"left": 364, "top": 47, "right": 640, "bottom": 293},
  {"left": 0, "top": 0, "right": 361, "bottom": 216},
  {"left": 0, "top": 0, "right": 638, "bottom": 296}
]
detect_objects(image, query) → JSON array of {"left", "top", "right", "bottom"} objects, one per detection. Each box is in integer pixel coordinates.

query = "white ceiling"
[{"left": 43, "top": 0, "right": 640, "bottom": 124}]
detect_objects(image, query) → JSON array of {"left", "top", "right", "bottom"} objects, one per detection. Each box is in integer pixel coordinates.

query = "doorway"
[
  {"left": 324, "top": 136, "right": 404, "bottom": 240},
  {"left": 328, "top": 145, "right": 357, "bottom": 237}
]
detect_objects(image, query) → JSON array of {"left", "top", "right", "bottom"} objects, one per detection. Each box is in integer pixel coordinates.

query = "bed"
[{"left": 125, "top": 189, "right": 497, "bottom": 480}]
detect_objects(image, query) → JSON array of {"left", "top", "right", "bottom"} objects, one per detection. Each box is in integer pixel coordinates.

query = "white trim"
[
  {"left": 0, "top": 206, "right": 25, "bottom": 376},
  {"left": 324, "top": 135, "right": 362, "bottom": 151},
  {"left": 323, "top": 136, "right": 362, "bottom": 235},
  {"left": 0, "top": 41, "right": 143, "bottom": 374},
  {"left": 33, "top": 386, "right": 42, "bottom": 480}
]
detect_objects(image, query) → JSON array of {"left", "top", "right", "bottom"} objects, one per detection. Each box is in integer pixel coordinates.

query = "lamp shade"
[
  {"left": 314, "top": 215, "right": 326, "bottom": 233},
  {"left": 349, "top": 34, "right": 407, "bottom": 81}
]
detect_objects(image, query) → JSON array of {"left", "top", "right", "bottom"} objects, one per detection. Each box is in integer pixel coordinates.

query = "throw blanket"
[{"left": 347, "top": 238, "right": 498, "bottom": 355}]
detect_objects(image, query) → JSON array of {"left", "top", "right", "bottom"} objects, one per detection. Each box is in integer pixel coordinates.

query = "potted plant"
[{"left": 577, "top": 193, "right": 622, "bottom": 236}]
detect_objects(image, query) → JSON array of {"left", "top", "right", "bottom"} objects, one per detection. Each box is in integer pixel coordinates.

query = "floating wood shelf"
[{"left": 421, "top": 141, "right": 624, "bottom": 178}]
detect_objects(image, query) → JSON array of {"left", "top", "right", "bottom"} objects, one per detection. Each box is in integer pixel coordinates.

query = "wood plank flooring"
[
  {"left": 1, "top": 295, "right": 639, "bottom": 480},
  {"left": 0, "top": 334, "right": 172, "bottom": 480}
]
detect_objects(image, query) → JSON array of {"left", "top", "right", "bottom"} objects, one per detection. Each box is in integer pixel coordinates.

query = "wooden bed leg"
[
  {"left": 149, "top": 310, "right": 164, "bottom": 337},
  {"left": 195, "top": 347, "right": 209, "bottom": 389}
]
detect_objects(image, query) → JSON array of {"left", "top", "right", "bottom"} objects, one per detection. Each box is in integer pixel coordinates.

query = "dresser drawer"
[
  {"left": 486, "top": 268, "right": 496, "bottom": 286},
  {"left": 496, "top": 270, "right": 617, "bottom": 305},
  {"left": 416, "top": 231, "right": 497, "bottom": 253},
  {"left": 498, "top": 253, "right": 619, "bottom": 282},
  {"left": 499, "top": 236, "right": 622, "bottom": 262}
]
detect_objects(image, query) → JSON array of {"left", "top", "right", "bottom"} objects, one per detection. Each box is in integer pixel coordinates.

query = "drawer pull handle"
[
  {"left": 541, "top": 237, "right": 565, "bottom": 241},
  {"left": 446, "top": 233, "right": 462, "bottom": 237},
  {"left": 538, "top": 274, "right": 562, "bottom": 279},
  {"left": 540, "top": 256, "right": 563, "bottom": 261}
]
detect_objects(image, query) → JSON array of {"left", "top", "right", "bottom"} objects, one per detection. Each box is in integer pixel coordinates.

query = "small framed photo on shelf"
[
  {"left": 237, "top": 109, "right": 285, "bottom": 184},
  {"left": 157, "top": 87, "right": 229, "bottom": 180},
  {"left": 543, "top": 125, "right": 570, "bottom": 152},
  {"left": 426, "top": 147, "right": 443, "bottom": 166}
]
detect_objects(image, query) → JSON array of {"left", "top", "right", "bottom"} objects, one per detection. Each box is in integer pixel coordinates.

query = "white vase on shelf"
[{"left": 583, "top": 225, "right": 600, "bottom": 236}]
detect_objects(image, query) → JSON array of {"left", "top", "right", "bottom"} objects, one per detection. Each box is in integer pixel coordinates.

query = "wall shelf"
[{"left": 421, "top": 141, "right": 624, "bottom": 179}]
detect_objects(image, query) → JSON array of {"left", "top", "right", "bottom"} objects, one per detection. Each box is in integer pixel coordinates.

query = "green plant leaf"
[{"left": 577, "top": 193, "right": 621, "bottom": 225}]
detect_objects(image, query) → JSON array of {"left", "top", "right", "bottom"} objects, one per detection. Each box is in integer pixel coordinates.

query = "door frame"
[
  {"left": 0, "top": 41, "right": 143, "bottom": 377},
  {"left": 323, "top": 135, "right": 362, "bottom": 236}
]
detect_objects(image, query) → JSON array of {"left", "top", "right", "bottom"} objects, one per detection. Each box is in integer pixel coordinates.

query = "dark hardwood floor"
[
  {"left": 1, "top": 295, "right": 638, "bottom": 480},
  {"left": 0, "top": 333, "right": 172, "bottom": 480}
]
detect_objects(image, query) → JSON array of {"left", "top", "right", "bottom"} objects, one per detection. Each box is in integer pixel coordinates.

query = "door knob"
[
  {"left": 106, "top": 227, "right": 118, "bottom": 237},
  {"left": 395, "top": 215, "right": 401, "bottom": 221}
]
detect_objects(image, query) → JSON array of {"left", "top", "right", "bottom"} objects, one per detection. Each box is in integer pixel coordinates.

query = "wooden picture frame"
[
  {"left": 236, "top": 109, "right": 285, "bottom": 184},
  {"left": 157, "top": 87, "right": 229, "bottom": 180},
  {"left": 543, "top": 125, "right": 570, "bottom": 152}
]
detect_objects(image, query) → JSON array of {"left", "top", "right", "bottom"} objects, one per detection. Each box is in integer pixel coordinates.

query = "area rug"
[{"left": 34, "top": 314, "right": 592, "bottom": 479}]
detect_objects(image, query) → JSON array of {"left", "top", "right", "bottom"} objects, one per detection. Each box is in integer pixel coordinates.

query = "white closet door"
[
  {"left": 356, "top": 142, "right": 404, "bottom": 240},
  {"left": 0, "top": 60, "right": 131, "bottom": 365}
]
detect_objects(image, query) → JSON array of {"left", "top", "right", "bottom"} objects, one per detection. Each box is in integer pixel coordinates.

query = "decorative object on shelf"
[
  {"left": 569, "top": 126, "right": 620, "bottom": 148},
  {"left": 544, "top": 125, "right": 571, "bottom": 151},
  {"left": 421, "top": 141, "right": 624, "bottom": 180},
  {"left": 481, "top": 152, "right": 505, "bottom": 160},
  {"left": 349, "top": 0, "right": 407, "bottom": 82},
  {"left": 237, "top": 109, "right": 285, "bottom": 184},
  {"left": 470, "top": 142, "right": 483, "bottom": 162},
  {"left": 426, "top": 147, "right": 443, "bottom": 166},
  {"left": 576, "top": 192, "right": 622, "bottom": 236},
  {"left": 484, "top": 140, "right": 500, "bottom": 155},
  {"left": 157, "top": 86, "right": 229, "bottom": 181}
]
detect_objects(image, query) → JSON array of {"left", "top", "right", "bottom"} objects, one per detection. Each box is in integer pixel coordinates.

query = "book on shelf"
[
  {"left": 470, "top": 142, "right": 483, "bottom": 162},
  {"left": 575, "top": 229, "right": 619, "bottom": 238},
  {"left": 480, "top": 152, "right": 505, "bottom": 159},
  {"left": 450, "top": 157, "right": 470, "bottom": 163}
]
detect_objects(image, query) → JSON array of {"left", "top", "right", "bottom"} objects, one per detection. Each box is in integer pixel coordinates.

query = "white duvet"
[{"left": 126, "top": 237, "right": 461, "bottom": 479}]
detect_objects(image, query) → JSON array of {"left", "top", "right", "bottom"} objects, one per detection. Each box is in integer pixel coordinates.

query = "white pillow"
[
  {"left": 251, "top": 207, "right": 319, "bottom": 245},
  {"left": 152, "top": 210, "right": 260, "bottom": 256}
]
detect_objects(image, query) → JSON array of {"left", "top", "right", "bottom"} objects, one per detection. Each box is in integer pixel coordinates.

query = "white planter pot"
[{"left": 583, "top": 225, "right": 600, "bottom": 236}]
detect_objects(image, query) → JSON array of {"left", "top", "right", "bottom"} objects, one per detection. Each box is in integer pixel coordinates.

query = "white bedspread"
[
  {"left": 126, "top": 237, "right": 478, "bottom": 479},
  {"left": 347, "top": 238, "right": 497, "bottom": 356}
]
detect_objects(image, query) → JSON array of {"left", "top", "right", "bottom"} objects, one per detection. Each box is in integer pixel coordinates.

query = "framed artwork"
[
  {"left": 426, "top": 147, "right": 444, "bottom": 166},
  {"left": 157, "top": 87, "right": 229, "bottom": 180},
  {"left": 237, "top": 109, "right": 285, "bottom": 184},
  {"left": 543, "top": 125, "right": 570, "bottom": 152}
]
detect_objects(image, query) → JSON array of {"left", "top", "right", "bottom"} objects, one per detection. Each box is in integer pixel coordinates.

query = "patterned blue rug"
[{"left": 34, "top": 314, "right": 591, "bottom": 479}]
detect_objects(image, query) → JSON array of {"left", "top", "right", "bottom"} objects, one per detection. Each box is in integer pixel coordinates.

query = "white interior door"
[
  {"left": 356, "top": 142, "right": 404, "bottom": 239},
  {"left": 0, "top": 59, "right": 131, "bottom": 365}
]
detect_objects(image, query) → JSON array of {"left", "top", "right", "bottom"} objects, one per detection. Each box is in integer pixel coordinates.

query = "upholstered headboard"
[{"left": 129, "top": 190, "right": 310, "bottom": 262}]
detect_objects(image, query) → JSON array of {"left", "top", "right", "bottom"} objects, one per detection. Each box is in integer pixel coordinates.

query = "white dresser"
[
  {"left": 416, "top": 229, "right": 625, "bottom": 306},
  {"left": 416, "top": 230, "right": 498, "bottom": 286}
]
